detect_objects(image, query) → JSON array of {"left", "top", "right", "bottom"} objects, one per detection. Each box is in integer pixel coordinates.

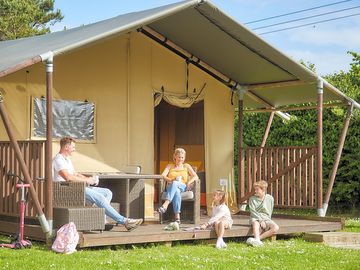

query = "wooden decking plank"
[
  {"left": 77, "top": 215, "right": 343, "bottom": 248},
  {"left": 0, "top": 214, "right": 344, "bottom": 248}
]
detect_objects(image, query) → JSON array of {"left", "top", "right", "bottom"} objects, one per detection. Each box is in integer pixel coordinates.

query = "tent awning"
[{"left": 0, "top": 0, "right": 358, "bottom": 110}]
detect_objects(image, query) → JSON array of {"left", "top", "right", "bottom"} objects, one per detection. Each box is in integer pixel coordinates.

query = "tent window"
[{"left": 32, "top": 97, "right": 95, "bottom": 141}]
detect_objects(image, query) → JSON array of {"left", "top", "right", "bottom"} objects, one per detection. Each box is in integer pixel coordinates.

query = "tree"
[
  {"left": 0, "top": 0, "right": 63, "bottom": 41},
  {"left": 234, "top": 51, "right": 360, "bottom": 208}
]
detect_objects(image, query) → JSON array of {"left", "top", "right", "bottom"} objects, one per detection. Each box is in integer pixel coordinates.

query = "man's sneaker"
[
  {"left": 104, "top": 223, "right": 114, "bottom": 231},
  {"left": 124, "top": 218, "right": 143, "bottom": 231},
  {"left": 164, "top": 221, "right": 179, "bottom": 231}
]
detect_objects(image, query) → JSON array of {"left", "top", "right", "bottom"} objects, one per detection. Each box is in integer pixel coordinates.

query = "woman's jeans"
[
  {"left": 164, "top": 181, "right": 186, "bottom": 213},
  {"left": 85, "top": 186, "right": 126, "bottom": 225}
]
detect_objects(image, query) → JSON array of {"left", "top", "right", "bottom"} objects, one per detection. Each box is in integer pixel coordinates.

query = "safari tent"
[{"left": 0, "top": 0, "right": 358, "bottom": 239}]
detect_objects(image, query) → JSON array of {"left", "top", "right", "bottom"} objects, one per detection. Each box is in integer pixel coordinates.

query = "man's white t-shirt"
[{"left": 52, "top": 153, "right": 75, "bottom": 181}]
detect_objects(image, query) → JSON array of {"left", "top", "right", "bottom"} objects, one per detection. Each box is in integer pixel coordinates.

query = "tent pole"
[
  {"left": 317, "top": 79, "right": 324, "bottom": 216},
  {"left": 0, "top": 96, "right": 50, "bottom": 236},
  {"left": 45, "top": 55, "right": 54, "bottom": 237},
  {"left": 323, "top": 103, "right": 353, "bottom": 215},
  {"left": 237, "top": 88, "right": 246, "bottom": 210}
]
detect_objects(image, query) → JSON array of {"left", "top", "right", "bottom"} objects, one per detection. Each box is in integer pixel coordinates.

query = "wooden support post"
[
  {"left": 45, "top": 56, "right": 54, "bottom": 231},
  {"left": 317, "top": 79, "right": 324, "bottom": 216},
  {"left": 237, "top": 89, "right": 245, "bottom": 210},
  {"left": 323, "top": 103, "right": 353, "bottom": 215},
  {"left": 0, "top": 96, "right": 50, "bottom": 235},
  {"left": 260, "top": 112, "right": 275, "bottom": 148}
]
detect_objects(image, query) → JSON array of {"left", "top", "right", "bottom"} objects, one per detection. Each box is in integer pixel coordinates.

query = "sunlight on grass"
[
  {"left": 1, "top": 217, "right": 359, "bottom": 269},
  {"left": 343, "top": 218, "right": 360, "bottom": 232},
  {"left": 1, "top": 235, "right": 359, "bottom": 270}
]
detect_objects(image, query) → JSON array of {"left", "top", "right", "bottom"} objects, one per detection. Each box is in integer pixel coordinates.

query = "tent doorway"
[{"left": 154, "top": 100, "right": 206, "bottom": 205}]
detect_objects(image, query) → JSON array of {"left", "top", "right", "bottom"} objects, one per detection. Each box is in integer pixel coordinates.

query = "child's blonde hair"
[
  {"left": 212, "top": 189, "right": 228, "bottom": 206},
  {"left": 253, "top": 180, "right": 268, "bottom": 191},
  {"left": 173, "top": 148, "right": 186, "bottom": 161}
]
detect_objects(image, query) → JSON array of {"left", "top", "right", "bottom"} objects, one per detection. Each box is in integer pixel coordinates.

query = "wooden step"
[{"left": 304, "top": 232, "right": 360, "bottom": 249}]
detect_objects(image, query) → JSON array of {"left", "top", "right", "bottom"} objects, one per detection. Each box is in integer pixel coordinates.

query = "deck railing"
[
  {"left": 0, "top": 140, "right": 45, "bottom": 218},
  {"left": 240, "top": 146, "right": 318, "bottom": 208}
]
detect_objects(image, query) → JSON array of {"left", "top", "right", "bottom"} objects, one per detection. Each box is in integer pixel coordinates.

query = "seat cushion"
[{"left": 161, "top": 191, "right": 194, "bottom": 201}]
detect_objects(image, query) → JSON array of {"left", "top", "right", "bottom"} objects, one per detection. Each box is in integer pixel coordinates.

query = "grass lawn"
[
  {"left": 0, "top": 237, "right": 359, "bottom": 270},
  {"left": 1, "top": 218, "right": 359, "bottom": 270}
]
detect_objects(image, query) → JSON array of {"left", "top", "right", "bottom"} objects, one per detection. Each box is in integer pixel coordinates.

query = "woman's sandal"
[{"left": 157, "top": 206, "right": 167, "bottom": 214}]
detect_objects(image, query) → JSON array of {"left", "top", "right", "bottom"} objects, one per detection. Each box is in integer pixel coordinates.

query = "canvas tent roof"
[{"left": 0, "top": 0, "right": 358, "bottom": 110}]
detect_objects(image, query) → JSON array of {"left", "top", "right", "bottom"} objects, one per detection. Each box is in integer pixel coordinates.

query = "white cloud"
[
  {"left": 285, "top": 49, "right": 352, "bottom": 75},
  {"left": 288, "top": 24, "right": 360, "bottom": 49}
]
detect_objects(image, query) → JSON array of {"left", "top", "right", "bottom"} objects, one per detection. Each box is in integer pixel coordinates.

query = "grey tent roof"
[{"left": 0, "top": 0, "right": 358, "bottom": 110}]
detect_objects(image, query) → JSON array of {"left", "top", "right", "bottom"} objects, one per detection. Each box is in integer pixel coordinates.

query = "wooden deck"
[{"left": 0, "top": 212, "right": 343, "bottom": 248}]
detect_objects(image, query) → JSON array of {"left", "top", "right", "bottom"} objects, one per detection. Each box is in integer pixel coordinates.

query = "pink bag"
[{"left": 51, "top": 222, "right": 79, "bottom": 254}]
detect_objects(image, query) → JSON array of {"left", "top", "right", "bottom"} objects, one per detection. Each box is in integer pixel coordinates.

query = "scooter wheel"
[
  {"left": 14, "top": 242, "right": 23, "bottom": 249},
  {"left": 25, "top": 241, "right": 32, "bottom": 248}
]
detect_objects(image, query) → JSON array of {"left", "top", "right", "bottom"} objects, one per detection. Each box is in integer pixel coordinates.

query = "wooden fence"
[
  {"left": 240, "top": 146, "right": 318, "bottom": 208},
  {"left": 0, "top": 140, "right": 45, "bottom": 218}
]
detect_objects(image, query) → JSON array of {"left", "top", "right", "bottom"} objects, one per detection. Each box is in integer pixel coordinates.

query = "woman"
[{"left": 158, "top": 148, "right": 198, "bottom": 224}]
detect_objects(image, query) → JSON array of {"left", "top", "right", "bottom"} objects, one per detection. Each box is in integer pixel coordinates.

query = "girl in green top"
[{"left": 246, "top": 180, "right": 279, "bottom": 247}]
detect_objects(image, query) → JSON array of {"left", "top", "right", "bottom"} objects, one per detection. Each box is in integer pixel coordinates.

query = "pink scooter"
[{"left": 0, "top": 174, "right": 32, "bottom": 249}]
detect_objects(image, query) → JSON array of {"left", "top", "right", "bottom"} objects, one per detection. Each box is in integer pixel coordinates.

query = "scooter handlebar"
[{"left": 15, "top": 183, "right": 30, "bottom": 188}]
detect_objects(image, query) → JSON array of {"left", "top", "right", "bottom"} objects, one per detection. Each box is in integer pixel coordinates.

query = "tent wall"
[
  {"left": 0, "top": 31, "right": 235, "bottom": 217},
  {"left": 128, "top": 33, "right": 155, "bottom": 217},
  {"left": 0, "top": 64, "right": 45, "bottom": 139},
  {"left": 204, "top": 78, "right": 236, "bottom": 212}
]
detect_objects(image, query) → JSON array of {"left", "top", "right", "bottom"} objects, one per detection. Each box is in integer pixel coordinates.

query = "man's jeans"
[
  {"left": 85, "top": 186, "right": 126, "bottom": 225},
  {"left": 164, "top": 181, "right": 186, "bottom": 213}
]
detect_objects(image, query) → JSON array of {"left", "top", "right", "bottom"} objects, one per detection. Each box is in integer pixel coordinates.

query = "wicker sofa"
[{"left": 53, "top": 181, "right": 105, "bottom": 231}]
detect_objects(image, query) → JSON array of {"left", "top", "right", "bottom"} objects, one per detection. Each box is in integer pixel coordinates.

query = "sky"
[{"left": 51, "top": 0, "right": 360, "bottom": 76}]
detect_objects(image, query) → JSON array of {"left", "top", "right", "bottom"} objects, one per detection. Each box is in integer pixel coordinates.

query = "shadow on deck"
[{"left": 0, "top": 212, "right": 344, "bottom": 248}]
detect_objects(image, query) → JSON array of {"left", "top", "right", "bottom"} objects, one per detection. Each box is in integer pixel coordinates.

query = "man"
[{"left": 52, "top": 137, "right": 143, "bottom": 231}]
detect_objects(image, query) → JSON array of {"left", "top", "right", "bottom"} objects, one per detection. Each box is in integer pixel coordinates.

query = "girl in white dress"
[{"left": 200, "top": 190, "right": 233, "bottom": 249}]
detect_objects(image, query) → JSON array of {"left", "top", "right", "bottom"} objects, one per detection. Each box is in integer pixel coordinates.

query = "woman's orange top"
[{"left": 167, "top": 165, "right": 189, "bottom": 184}]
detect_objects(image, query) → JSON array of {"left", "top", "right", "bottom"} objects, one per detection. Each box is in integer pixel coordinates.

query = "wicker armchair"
[
  {"left": 158, "top": 177, "right": 200, "bottom": 224},
  {"left": 53, "top": 181, "right": 105, "bottom": 231}
]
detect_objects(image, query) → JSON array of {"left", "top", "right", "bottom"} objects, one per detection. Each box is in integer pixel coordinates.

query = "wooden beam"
[
  {"left": 0, "top": 220, "right": 45, "bottom": 241},
  {"left": 323, "top": 104, "right": 353, "bottom": 213},
  {"left": 0, "top": 56, "right": 42, "bottom": 79},
  {"left": 244, "top": 102, "right": 347, "bottom": 113},
  {"left": 248, "top": 80, "right": 309, "bottom": 90},
  {"left": 261, "top": 112, "right": 275, "bottom": 147},
  {"left": 140, "top": 26, "right": 233, "bottom": 88},
  {"left": 141, "top": 26, "right": 290, "bottom": 120}
]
